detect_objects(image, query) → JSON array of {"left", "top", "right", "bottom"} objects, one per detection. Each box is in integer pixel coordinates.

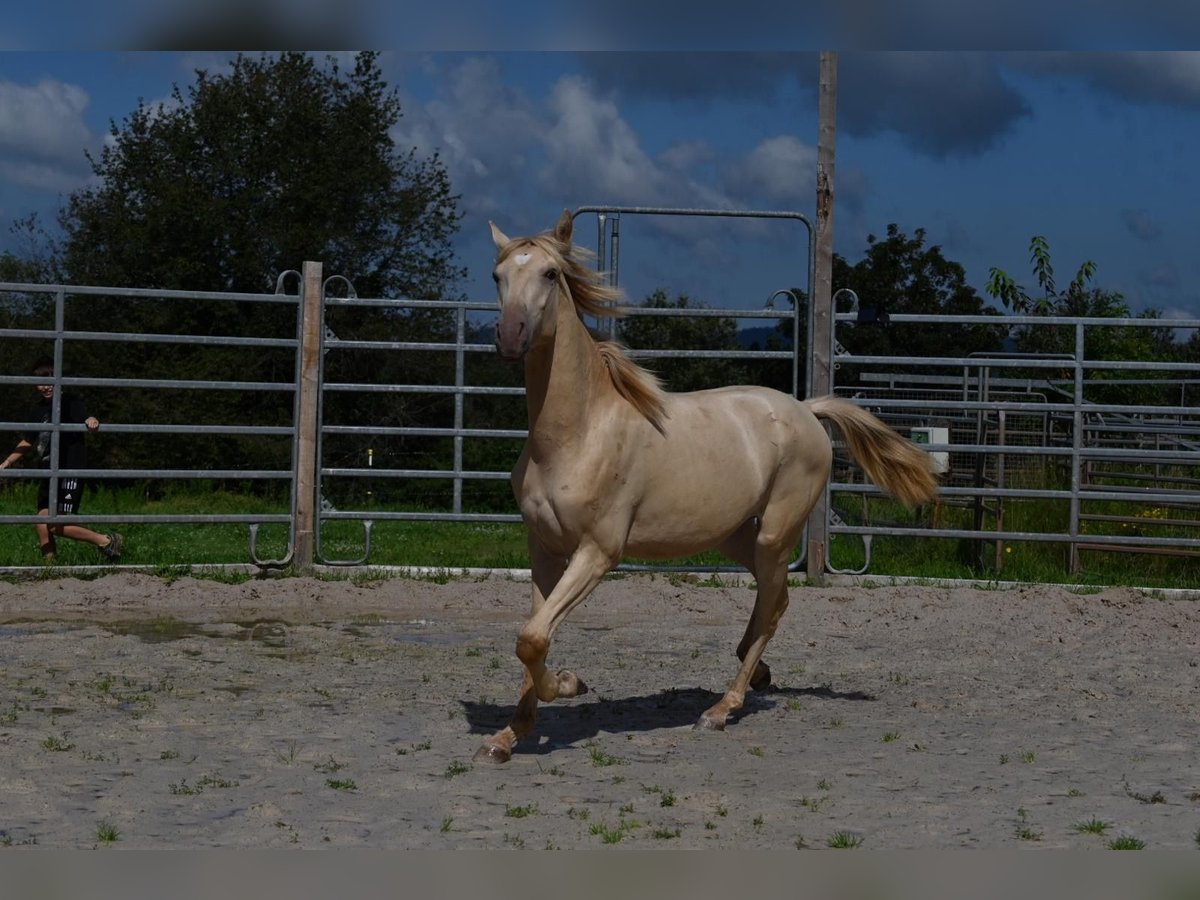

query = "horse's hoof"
[
  {"left": 694, "top": 713, "right": 727, "bottom": 732},
  {"left": 749, "top": 662, "right": 772, "bottom": 692},
  {"left": 472, "top": 743, "right": 511, "bottom": 764},
  {"left": 556, "top": 670, "right": 589, "bottom": 698}
]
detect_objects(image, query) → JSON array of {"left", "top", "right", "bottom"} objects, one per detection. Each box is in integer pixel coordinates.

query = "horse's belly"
[{"left": 623, "top": 475, "right": 762, "bottom": 558}]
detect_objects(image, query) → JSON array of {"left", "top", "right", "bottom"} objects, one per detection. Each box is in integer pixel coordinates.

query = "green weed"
[
  {"left": 827, "top": 830, "right": 863, "bottom": 848},
  {"left": 1074, "top": 818, "right": 1112, "bottom": 835},
  {"left": 587, "top": 744, "right": 625, "bottom": 767},
  {"left": 1108, "top": 836, "right": 1145, "bottom": 850}
]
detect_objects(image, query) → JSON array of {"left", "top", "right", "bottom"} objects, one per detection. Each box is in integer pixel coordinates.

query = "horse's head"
[{"left": 489, "top": 209, "right": 574, "bottom": 362}]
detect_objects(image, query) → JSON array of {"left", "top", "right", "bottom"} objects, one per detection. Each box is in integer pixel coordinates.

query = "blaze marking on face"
[{"left": 514, "top": 253, "right": 532, "bottom": 266}]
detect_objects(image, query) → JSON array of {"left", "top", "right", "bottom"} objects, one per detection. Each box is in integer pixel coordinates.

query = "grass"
[
  {"left": 40, "top": 734, "right": 75, "bottom": 752},
  {"left": 95, "top": 822, "right": 120, "bottom": 844},
  {"left": 589, "top": 817, "right": 642, "bottom": 845},
  {"left": 1107, "top": 836, "right": 1145, "bottom": 850},
  {"left": 587, "top": 743, "right": 625, "bottom": 767},
  {"left": 827, "top": 830, "right": 864, "bottom": 849},
  {"left": 825, "top": 488, "right": 1200, "bottom": 590},
  {"left": 1074, "top": 817, "right": 1112, "bottom": 835},
  {"left": 1, "top": 482, "right": 1197, "bottom": 590}
]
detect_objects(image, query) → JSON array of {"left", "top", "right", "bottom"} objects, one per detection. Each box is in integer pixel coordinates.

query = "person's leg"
[
  {"left": 35, "top": 481, "right": 56, "bottom": 560},
  {"left": 35, "top": 510, "right": 56, "bottom": 561},
  {"left": 48, "top": 480, "right": 123, "bottom": 558},
  {"left": 52, "top": 523, "right": 113, "bottom": 549}
]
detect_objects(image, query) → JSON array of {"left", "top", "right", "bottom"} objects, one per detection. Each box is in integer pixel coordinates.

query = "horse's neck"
[{"left": 524, "top": 307, "right": 606, "bottom": 445}]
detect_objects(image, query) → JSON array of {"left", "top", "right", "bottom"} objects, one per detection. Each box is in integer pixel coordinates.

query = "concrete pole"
[
  {"left": 294, "top": 260, "right": 323, "bottom": 572},
  {"left": 807, "top": 51, "right": 837, "bottom": 586}
]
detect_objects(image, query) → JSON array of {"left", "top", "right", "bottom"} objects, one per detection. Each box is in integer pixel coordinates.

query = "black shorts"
[{"left": 37, "top": 478, "right": 84, "bottom": 515}]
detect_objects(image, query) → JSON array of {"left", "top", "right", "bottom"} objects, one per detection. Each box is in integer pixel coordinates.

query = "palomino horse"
[{"left": 474, "top": 210, "right": 938, "bottom": 763}]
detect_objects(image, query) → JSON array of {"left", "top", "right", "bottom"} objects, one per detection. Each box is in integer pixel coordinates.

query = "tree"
[
  {"left": 986, "top": 235, "right": 1179, "bottom": 404},
  {"left": 35, "top": 52, "right": 466, "bottom": 482},
  {"left": 833, "top": 224, "right": 1006, "bottom": 367},
  {"left": 59, "top": 51, "right": 462, "bottom": 299},
  {"left": 617, "top": 290, "right": 751, "bottom": 393}
]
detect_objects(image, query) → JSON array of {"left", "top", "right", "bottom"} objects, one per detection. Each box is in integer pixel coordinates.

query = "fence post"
[
  {"left": 294, "top": 260, "right": 323, "bottom": 573},
  {"left": 807, "top": 51, "right": 837, "bottom": 586}
]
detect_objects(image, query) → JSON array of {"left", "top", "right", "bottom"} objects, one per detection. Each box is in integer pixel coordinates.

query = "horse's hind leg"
[
  {"left": 718, "top": 520, "right": 773, "bottom": 691},
  {"left": 698, "top": 520, "right": 798, "bottom": 731}
]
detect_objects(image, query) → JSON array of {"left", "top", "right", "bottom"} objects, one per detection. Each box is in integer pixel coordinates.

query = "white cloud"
[
  {"left": 391, "top": 57, "right": 544, "bottom": 220},
  {"left": 393, "top": 61, "right": 735, "bottom": 226},
  {"left": 539, "top": 75, "right": 666, "bottom": 203},
  {"left": 721, "top": 135, "right": 816, "bottom": 207},
  {"left": 0, "top": 77, "right": 96, "bottom": 189}
]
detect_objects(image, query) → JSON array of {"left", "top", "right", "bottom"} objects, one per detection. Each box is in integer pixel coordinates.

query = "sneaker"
[
  {"left": 100, "top": 532, "right": 123, "bottom": 560},
  {"left": 41, "top": 552, "right": 56, "bottom": 566}
]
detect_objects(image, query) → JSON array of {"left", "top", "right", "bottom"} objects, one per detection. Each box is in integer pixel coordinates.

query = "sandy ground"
[{"left": 0, "top": 570, "right": 1197, "bottom": 849}]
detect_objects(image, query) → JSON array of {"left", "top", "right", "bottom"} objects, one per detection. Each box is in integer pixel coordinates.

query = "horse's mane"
[{"left": 496, "top": 232, "right": 668, "bottom": 434}]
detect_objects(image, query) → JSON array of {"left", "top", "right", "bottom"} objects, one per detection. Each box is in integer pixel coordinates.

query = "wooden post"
[
  {"left": 294, "top": 260, "right": 323, "bottom": 573},
  {"left": 807, "top": 51, "right": 837, "bottom": 586}
]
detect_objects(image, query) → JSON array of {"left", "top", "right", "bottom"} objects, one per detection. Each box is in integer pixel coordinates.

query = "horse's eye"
[
  {"left": 492, "top": 271, "right": 500, "bottom": 283},
  {"left": 544, "top": 268, "right": 558, "bottom": 281}
]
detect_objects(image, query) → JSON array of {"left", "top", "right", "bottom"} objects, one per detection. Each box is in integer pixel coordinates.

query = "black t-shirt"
[{"left": 23, "top": 394, "right": 89, "bottom": 470}]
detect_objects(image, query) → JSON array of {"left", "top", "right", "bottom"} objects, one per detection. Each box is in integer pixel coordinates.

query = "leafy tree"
[
  {"left": 16, "top": 51, "right": 466, "bottom": 483},
  {"left": 59, "top": 51, "right": 462, "bottom": 298},
  {"left": 986, "top": 235, "right": 1179, "bottom": 404},
  {"left": 833, "top": 224, "right": 1006, "bottom": 372},
  {"left": 743, "top": 288, "right": 804, "bottom": 397},
  {"left": 617, "top": 290, "right": 751, "bottom": 393},
  {"left": 986, "top": 235, "right": 1101, "bottom": 317}
]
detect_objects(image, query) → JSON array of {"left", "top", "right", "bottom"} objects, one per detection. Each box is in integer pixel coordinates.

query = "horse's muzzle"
[{"left": 495, "top": 311, "right": 529, "bottom": 361}]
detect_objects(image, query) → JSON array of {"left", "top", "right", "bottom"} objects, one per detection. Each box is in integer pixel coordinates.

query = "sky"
[{"left": 3, "top": 46, "right": 1200, "bottom": 323}]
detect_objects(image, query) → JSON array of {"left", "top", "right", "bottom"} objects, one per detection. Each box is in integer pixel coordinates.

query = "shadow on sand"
[{"left": 461, "top": 682, "right": 875, "bottom": 756}]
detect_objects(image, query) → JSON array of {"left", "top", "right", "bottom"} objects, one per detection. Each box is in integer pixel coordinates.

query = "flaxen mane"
[{"left": 497, "top": 232, "right": 669, "bottom": 433}]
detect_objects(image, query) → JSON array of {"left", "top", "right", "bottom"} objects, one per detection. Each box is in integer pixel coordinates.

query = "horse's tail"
[{"left": 806, "top": 395, "right": 939, "bottom": 507}]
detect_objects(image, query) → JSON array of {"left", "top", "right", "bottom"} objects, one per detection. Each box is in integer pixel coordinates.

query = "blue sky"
[{"left": 2, "top": 49, "right": 1200, "bottom": 321}]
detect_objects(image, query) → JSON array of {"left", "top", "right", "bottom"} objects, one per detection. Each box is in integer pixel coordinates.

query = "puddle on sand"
[
  {"left": 102, "top": 620, "right": 290, "bottom": 648},
  {"left": 33, "top": 706, "right": 77, "bottom": 716},
  {"left": 213, "top": 684, "right": 254, "bottom": 698},
  {"left": 0, "top": 623, "right": 87, "bottom": 638}
]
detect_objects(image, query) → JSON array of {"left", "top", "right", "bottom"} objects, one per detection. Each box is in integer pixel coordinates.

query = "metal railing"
[
  {"left": 822, "top": 306, "right": 1200, "bottom": 574},
  {"left": 4, "top": 241, "right": 1197, "bottom": 580},
  {"left": 0, "top": 277, "right": 305, "bottom": 566}
]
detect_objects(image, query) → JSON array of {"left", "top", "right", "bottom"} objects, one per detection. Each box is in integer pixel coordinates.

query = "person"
[{"left": 0, "top": 357, "right": 123, "bottom": 563}]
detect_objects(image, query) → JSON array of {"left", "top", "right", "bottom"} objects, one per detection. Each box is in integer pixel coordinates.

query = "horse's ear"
[
  {"left": 489, "top": 221, "right": 510, "bottom": 249},
  {"left": 554, "top": 208, "right": 573, "bottom": 245}
]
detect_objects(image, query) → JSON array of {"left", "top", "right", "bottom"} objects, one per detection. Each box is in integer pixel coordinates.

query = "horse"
[{"left": 474, "top": 209, "right": 938, "bottom": 763}]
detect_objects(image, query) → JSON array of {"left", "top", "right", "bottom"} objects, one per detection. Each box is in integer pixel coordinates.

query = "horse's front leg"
[{"left": 473, "top": 541, "right": 610, "bottom": 763}]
